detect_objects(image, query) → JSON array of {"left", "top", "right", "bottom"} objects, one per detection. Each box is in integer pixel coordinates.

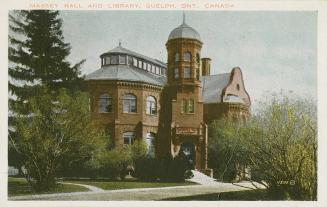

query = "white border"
[{"left": 1, "top": 1, "right": 326, "bottom": 207}]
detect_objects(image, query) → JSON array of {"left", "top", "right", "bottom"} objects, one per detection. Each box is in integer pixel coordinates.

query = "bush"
[
  {"left": 133, "top": 152, "right": 189, "bottom": 182},
  {"left": 99, "top": 148, "right": 132, "bottom": 180}
]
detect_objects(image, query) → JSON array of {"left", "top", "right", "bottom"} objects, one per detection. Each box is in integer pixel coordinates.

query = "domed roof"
[{"left": 168, "top": 15, "right": 201, "bottom": 41}]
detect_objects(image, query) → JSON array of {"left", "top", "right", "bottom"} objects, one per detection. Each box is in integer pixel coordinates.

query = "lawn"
[
  {"left": 66, "top": 178, "right": 197, "bottom": 190},
  {"left": 8, "top": 177, "right": 89, "bottom": 197},
  {"left": 163, "top": 189, "right": 270, "bottom": 201}
]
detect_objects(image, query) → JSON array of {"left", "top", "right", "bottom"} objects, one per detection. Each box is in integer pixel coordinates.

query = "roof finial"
[
  {"left": 119, "top": 39, "right": 122, "bottom": 47},
  {"left": 183, "top": 11, "right": 186, "bottom": 24}
]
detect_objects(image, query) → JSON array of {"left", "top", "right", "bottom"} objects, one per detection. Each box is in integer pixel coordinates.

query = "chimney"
[{"left": 201, "top": 58, "right": 211, "bottom": 76}]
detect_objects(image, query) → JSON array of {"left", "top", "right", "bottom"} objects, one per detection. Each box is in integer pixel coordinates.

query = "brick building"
[{"left": 85, "top": 17, "right": 251, "bottom": 175}]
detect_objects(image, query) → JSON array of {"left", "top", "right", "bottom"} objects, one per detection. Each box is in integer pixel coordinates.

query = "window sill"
[
  {"left": 146, "top": 114, "right": 158, "bottom": 117},
  {"left": 123, "top": 112, "right": 138, "bottom": 114}
]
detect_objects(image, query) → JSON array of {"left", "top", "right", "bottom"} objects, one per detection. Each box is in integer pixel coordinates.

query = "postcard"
[{"left": 1, "top": 0, "right": 327, "bottom": 207}]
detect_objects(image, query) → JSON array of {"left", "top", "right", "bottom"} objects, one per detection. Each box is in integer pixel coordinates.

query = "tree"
[
  {"left": 9, "top": 89, "right": 107, "bottom": 192},
  {"left": 240, "top": 95, "right": 317, "bottom": 200},
  {"left": 8, "top": 10, "right": 85, "bottom": 174},
  {"left": 208, "top": 119, "right": 245, "bottom": 181}
]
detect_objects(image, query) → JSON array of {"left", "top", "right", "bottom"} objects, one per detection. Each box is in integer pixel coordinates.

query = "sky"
[{"left": 60, "top": 11, "right": 317, "bottom": 109}]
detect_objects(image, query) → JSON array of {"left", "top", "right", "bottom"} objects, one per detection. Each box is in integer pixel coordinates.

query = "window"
[
  {"left": 105, "top": 56, "right": 110, "bottom": 65},
  {"left": 128, "top": 56, "right": 133, "bottom": 65},
  {"left": 123, "top": 93, "right": 137, "bottom": 113},
  {"left": 110, "top": 55, "right": 118, "bottom": 64},
  {"left": 181, "top": 99, "right": 188, "bottom": 114},
  {"left": 147, "top": 63, "right": 151, "bottom": 71},
  {"left": 133, "top": 58, "right": 138, "bottom": 67},
  {"left": 175, "top": 53, "right": 180, "bottom": 62},
  {"left": 146, "top": 133, "right": 155, "bottom": 156},
  {"left": 188, "top": 99, "right": 195, "bottom": 113},
  {"left": 146, "top": 96, "right": 156, "bottom": 115},
  {"left": 174, "top": 68, "right": 179, "bottom": 79},
  {"left": 196, "top": 69, "right": 200, "bottom": 80},
  {"left": 123, "top": 132, "right": 134, "bottom": 147},
  {"left": 184, "top": 67, "right": 191, "bottom": 78},
  {"left": 183, "top": 52, "right": 191, "bottom": 61},
  {"left": 99, "top": 93, "right": 112, "bottom": 113},
  {"left": 119, "top": 55, "right": 126, "bottom": 64},
  {"left": 181, "top": 99, "right": 195, "bottom": 114}
]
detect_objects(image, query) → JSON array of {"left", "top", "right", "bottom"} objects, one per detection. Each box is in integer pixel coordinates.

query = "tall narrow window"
[
  {"left": 146, "top": 96, "right": 156, "bottom": 115},
  {"left": 99, "top": 93, "right": 112, "bottom": 113},
  {"left": 188, "top": 99, "right": 195, "bottom": 113},
  {"left": 181, "top": 99, "right": 188, "bottom": 114},
  {"left": 138, "top": 60, "right": 143, "bottom": 68},
  {"left": 147, "top": 63, "right": 151, "bottom": 71},
  {"left": 196, "top": 69, "right": 200, "bottom": 80},
  {"left": 105, "top": 56, "right": 110, "bottom": 65},
  {"left": 123, "top": 93, "right": 137, "bottom": 113},
  {"left": 119, "top": 55, "right": 126, "bottom": 64},
  {"left": 174, "top": 68, "right": 179, "bottom": 79},
  {"left": 128, "top": 56, "right": 133, "bottom": 65},
  {"left": 133, "top": 58, "right": 138, "bottom": 67},
  {"left": 175, "top": 53, "right": 180, "bottom": 62},
  {"left": 110, "top": 55, "right": 118, "bottom": 64},
  {"left": 183, "top": 52, "right": 191, "bottom": 61},
  {"left": 123, "top": 132, "right": 135, "bottom": 147},
  {"left": 146, "top": 133, "right": 155, "bottom": 156},
  {"left": 184, "top": 67, "right": 191, "bottom": 78}
]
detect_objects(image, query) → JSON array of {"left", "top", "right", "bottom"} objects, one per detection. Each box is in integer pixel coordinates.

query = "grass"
[
  {"left": 8, "top": 177, "right": 89, "bottom": 197},
  {"left": 66, "top": 178, "right": 197, "bottom": 190},
  {"left": 163, "top": 189, "right": 270, "bottom": 201}
]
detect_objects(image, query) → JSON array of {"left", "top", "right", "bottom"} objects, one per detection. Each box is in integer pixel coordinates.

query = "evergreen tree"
[
  {"left": 9, "top": 10, "right": 84, "bottom": 115},
  {"left": 8, "top": 10, "right": 85, "bottom": 174}
]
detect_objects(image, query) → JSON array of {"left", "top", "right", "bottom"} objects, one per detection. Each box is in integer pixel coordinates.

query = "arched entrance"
[{"left": 180, "top": 142, "right": 196, "bottom": 170}]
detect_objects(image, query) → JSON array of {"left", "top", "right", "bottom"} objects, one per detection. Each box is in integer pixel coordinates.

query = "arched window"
[
  {"left": 183, "top": 52, "right": 191, "bottom": 61},
  {"left": 146, "top": 133, "right": 155, "bottom": 156},
  {"left": 146, "top": 96, "right": 156, "bottom": 115},
  {"left": 123, "top": 131, "right": 134, "bottom": 147},
  {"left": 123, "top": 93, "right": 137, "bottom": 113},
  {"left": 99, "top": 93, "right": 112, "bottom": 113},
  {"left": 174, "top": 53, "right": 180, "bottom": 62}
]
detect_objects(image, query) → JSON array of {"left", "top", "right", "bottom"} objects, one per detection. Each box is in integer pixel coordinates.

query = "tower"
[{"left": 162, "top": 14, "right": 210, "bottom": 174}]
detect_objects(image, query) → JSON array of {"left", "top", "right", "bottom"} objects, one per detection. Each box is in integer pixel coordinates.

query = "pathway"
[
  {"left": 10, "top": 171, "right": 265, "bottom": 200},
  {"left": 59, "top": 182, "right": 105, "bottom": 192}
]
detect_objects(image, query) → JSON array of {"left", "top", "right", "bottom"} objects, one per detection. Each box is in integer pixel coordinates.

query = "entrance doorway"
[{"left": 180, "top": 142, "right": 196, "bottom": 170}]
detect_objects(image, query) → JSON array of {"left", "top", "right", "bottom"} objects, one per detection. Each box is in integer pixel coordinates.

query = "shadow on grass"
[
  {"left": 8, "top": 177, "right": 89, "bottom": 196},
  {"left": 162, "top": 189, "right": 272, "bottom": 201}
]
